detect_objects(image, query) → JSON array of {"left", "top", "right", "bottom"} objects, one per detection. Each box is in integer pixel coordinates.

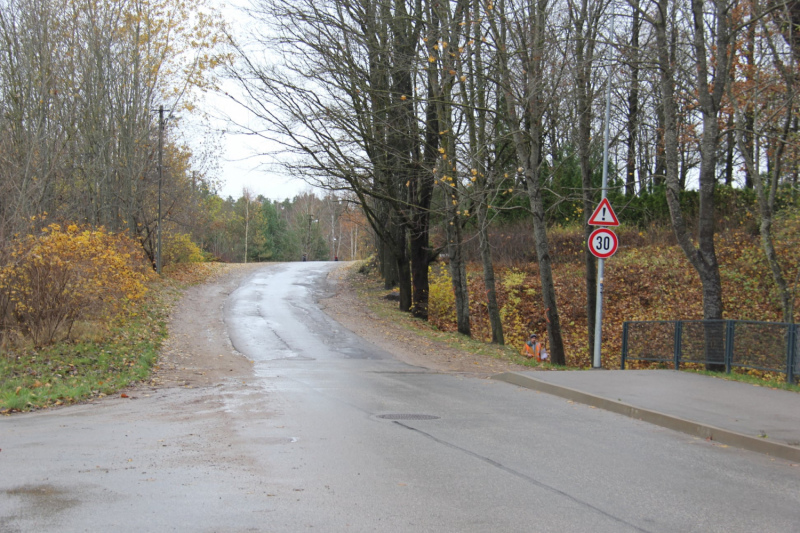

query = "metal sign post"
[
  {"left": 589, "top": 201, "right": 619, "bottom": 368},
  {"left": 592, "top": 20, "right": 616, "bottom": 369}
]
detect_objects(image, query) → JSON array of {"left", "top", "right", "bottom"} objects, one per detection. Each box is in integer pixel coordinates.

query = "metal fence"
[{"left": 621, "top": 320, "right": 799, "bottom": 383}]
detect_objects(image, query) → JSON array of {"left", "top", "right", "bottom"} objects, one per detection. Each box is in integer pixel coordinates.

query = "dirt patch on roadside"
[
  {"left": 152, "top": 263, "right": 263, "bottom": 389},
  {"left": 320, "top": 264, "right": 529, "bottom": 376}
]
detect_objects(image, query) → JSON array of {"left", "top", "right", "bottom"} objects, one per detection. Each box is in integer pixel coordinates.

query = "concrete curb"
[{"left": 492, "top": 372, "right": 800, "bottom": 463}]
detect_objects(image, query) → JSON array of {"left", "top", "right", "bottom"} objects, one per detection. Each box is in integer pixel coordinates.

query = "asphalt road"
[{"left": 2, "top": 262, "right": 800, "bottom": 532}]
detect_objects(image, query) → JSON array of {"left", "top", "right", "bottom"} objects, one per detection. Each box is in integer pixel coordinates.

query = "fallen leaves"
[{"left": 422, "top": 226, "right": 796, "bottom": 371}]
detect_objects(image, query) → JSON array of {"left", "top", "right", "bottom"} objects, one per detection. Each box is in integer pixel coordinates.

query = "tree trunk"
[
  {"left": 491, "top": 0, "right": 566, "bottom": 365},
  {"left": 407, "top": 79, "right": 440, "bottom": 320},
  {"left": 735, "top": 100, "right": 795, "bottom": 323},
  {"left": 724, "top": 114, "right": 735, "bottom": 187},
  {"left": 463, "top": 0, "right": 500, "bottom": 343},
  {"left": 389, "top": 0, "right": 432, "bottom": 319},
  {"left": 528, "top": 176, "right": 566, "bottom": 366},
  {"left": 396, "top": 252, "right": 413, "bottom": 313},
  {"left": 477, "top": 200, "right": 504, "bottom": 344},
  {"left": 572, "top": 0, "right": 598, "bottom": 357},
  {"left": 626, "top": 0, "right": 640, "bottom": 197},
  {"left": 446, "top": 210, "right": 471, "bottom": 336},
  {"left": 653, "top": 97, "right": 667, "bottom": 189},
  {"left": 409, "top": 225, "right": 431, "bottom": 317},
  {"left": 392, "top": 221, "right": 412, "bottom": 312},
  {"left": 655, "top": 0, "right": 729, "bottom": 370},
  {"left": 379, "top": 236, "right": 398, "bottom": 290}
]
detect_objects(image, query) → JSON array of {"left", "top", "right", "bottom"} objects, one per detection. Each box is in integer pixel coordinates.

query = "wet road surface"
[{"left": 2, "top": 262, "right": 800, "bottom": 532}]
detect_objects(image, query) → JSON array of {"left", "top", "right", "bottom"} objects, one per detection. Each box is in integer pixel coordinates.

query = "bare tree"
[
  {"left": 487, "top": 0, "right": 568, "bottom": 365},
  {"left": 226, "top": 0, "right": 444, "bottom": 316},
  {"left": 460, "top": 0, "right": 510, "bottom": 344},
  {"left": 732, "top": 0, "right": 799, "bottom": 322},
  {"left": 0, "top": 0, "right": 225, "bottom": 265},
  {"left": 643, "top": 0, "right": 738, "bottom": 367},
  {"left": 569, "top": 0, "right": 609, "bottom": 355}
]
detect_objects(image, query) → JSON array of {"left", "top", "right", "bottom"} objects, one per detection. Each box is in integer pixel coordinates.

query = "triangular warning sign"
[{"left": 588, "top": 198, "right": 619, "bottom": 226}]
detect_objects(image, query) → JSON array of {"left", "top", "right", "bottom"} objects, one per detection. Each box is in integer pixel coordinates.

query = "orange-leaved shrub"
[{"left": 0, "top": 224, "right": 153, "bottom": 346}]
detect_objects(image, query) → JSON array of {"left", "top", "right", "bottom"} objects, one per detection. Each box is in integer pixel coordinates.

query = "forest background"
[{"left": 1, "top": 0, "right": 800, "bottom": 404}]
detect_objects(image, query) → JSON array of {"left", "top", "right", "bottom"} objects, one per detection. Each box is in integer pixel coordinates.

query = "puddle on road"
[
  {"left": 217, "top": 380, "right": 275, "bottom": 416},
  {"left": 3, "top": 484, "right": 79, "bottom": 526}
]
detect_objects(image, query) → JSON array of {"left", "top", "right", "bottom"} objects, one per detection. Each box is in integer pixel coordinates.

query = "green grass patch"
[
  {"left": 684, "top": 368, "right": 800, "bottom": 393},
  {"left": 0, "top": 263, "right": 243, "bottom": 414},
  {"left": 0, "top": 277, "right": 180, "bottom": 413}
]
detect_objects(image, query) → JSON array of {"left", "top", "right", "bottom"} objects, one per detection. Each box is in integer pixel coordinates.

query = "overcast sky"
[
  {"left": 202, "top": 0, "right": 311, "bottom": 202},
  {"left": 202, "top": 82, "right": 309, "bottom": 202}
]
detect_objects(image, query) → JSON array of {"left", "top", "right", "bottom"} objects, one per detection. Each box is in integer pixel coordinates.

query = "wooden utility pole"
[{"left": 157, "top": 105, "right": 164, "bottom": 275}]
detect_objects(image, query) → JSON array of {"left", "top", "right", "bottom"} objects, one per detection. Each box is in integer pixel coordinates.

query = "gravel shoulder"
[
  {"left": 152, "top": 263, "right": 261, "bottom": 389},
  {"left": 153, "top": 262, "right": 528, "bottom": 390},
  {"left": 319, "top": 263, "right": 529, "bottom": 376}
]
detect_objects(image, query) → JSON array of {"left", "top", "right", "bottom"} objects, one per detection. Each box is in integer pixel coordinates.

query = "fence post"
[
  {"left": 725, "top": 320, "right": 735, "bottom": 375},
  {"left": 674, "top": 321, "right": 682, "bottom": 370},
  {"left": 787, "top": 323, "right": 797, "bottom": 384},
  {"left": 621, "top": 322, "right": 629, "bottom": 369}
]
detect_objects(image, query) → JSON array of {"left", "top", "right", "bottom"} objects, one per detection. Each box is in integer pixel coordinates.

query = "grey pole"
[{"left": 593, "top": 16, "right": 614, "bottom": 369}]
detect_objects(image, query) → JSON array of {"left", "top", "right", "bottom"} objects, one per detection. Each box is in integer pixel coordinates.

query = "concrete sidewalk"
[{"left": 493, "top": 369, "right": 800, "bottom": 463}]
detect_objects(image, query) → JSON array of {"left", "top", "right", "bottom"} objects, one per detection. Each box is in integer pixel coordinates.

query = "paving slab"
[{"left": 493, "top": 369, "right": 800, "bottom": 463}]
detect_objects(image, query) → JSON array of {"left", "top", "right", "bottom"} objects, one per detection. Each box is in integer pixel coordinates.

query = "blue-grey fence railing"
[{"left": 621, "top": 320, "right": 799, "bottom": 383}]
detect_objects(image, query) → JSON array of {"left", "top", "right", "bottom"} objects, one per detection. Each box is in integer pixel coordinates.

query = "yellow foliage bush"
[
  {"left": 499, "top": 268, "right": 529, "bottom": 350},
  {"left": 501, "top": 269, "right": 527, "bottom": 292},
  {"left": 0, "top": 224, "right": 153, "bottom": 346},
  {"left": 163, "top": 232, "right": 205, "bottom": 265},
  {"left": 428, "top": 266, "right": 456, "bottom": 330}
]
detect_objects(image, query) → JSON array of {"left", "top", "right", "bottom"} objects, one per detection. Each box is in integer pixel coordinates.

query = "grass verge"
[
  {"left": 0, "top": 263, "right": 223, "bottom": 414},
  {"left": 685, "top": 368, "right": 800, "bottom": 393},
  {"left": 347, "top": 261, "right": 564, "bottom": 371}
]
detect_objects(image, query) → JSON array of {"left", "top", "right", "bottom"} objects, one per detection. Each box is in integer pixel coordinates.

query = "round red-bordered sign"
[{"left": 588, "top": 228, "right": 618, "bottom": 258}]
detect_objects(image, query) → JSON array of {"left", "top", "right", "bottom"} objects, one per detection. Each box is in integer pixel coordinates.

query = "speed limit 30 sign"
[{"left": 588, "top": 227, "right": 618, "bottom": 258}]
